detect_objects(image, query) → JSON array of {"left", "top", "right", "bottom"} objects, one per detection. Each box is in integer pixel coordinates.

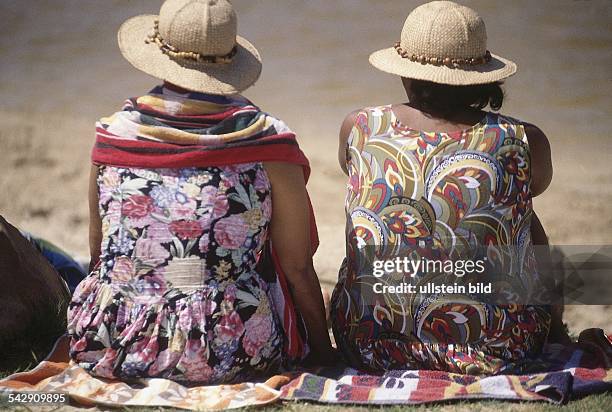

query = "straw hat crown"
[
  {"left": 118, "top": 0, "right": 262, "bottom": 95},
  {"left": 400, "top": 1, "right": 486, "bottom": 61},
  {"left": 369, "top": 1, "right": 517, "bottom": 85},
  {"left": 158, "top": 0, "right": 237, "bottom": 57}
]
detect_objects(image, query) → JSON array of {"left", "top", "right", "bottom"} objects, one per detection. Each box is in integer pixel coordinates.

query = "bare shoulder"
[
  {"left": 523, "top": 122, "right": 550, "bottom": 150},
  {"left": 522, "top": 121, "right": 552, "bottom": 164},
  {"left": 262, "top": 162, "right": 306, "bottom": 185},
  {"left": 339, "top": 109, "right": 362, "bottom": 143},
  {"left": 338, "top": 109, "right": 363, "bottom": 174},
  {"left": 522, "top": 122, "right": 553, "bottom": 196}
]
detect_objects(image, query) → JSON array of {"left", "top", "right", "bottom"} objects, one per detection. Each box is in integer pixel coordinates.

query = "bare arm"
[
  {"left": 338, "top": 111, "right": 360, "bottom": 176},
  {"left": 525, "top": 123, "right": 553, "bottom": 197},
  {"left": 263, "top": 162, "right": 335, "bottom": 363},
  {"left": 525, "top": 127, "right": 568, "bottom": 342},
  {"left": 89, "top": 164, "right": 102, "bottom": 271},
  {"left": 532, "top": 212, "right": 570, "bottom": 344}
]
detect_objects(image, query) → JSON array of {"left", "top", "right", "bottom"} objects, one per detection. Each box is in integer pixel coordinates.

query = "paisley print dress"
[
  {"left": 331, "top": 106, "right": 551, "bottom": 375},
  {"left": 68, "top": 163, "right": 284, "bottom": 383}
]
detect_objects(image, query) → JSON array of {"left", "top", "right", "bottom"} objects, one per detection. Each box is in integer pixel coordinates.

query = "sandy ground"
[{"left": 0, "top": 108, "right": 610, "bottom": 335}]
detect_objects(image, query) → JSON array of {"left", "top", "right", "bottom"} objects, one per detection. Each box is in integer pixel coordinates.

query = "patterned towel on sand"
[{"left": 1, "top": 329, "right": 610, "bottom": 409}]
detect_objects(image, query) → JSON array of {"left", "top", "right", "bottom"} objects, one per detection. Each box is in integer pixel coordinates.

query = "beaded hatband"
[
  {"left": 145, "top": 20, "right": 237, "bottom": 63},
  {"left": 394, "top": 42, "right": 492, "bottom": 67}
]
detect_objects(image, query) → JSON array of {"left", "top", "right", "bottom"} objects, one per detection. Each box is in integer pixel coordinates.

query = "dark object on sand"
[
  {"left": 0, "top": 215, "right": 70, "bottom": 370},
  {"left": 22, "top": 232, "right": 87, "bottom": 293}
]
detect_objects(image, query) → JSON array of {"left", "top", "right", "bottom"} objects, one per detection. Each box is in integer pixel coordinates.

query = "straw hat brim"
[
  {"left": 118, "top": 15, "right": 262, "bottom": 95},
  {"left": 369, "top": 47, "right": 517, "bottom": 85}
]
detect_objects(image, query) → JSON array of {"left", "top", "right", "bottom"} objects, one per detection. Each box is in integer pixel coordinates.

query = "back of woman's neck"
[{"left": 392, "top": 103, "right": 488, "bottom": 132}]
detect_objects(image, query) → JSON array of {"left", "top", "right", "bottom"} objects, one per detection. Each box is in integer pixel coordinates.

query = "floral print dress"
[{"left": 67, "top": 163, "right": 284, "bottom": 384}]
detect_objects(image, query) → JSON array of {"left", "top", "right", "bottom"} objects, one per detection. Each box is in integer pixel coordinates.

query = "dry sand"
[{"left": 0, "top": 107, "right": 610, "bottom": 335}]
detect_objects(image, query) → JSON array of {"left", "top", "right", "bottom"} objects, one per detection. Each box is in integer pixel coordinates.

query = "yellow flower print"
[{"left": 243, "top": 209, "right": 262, "bottom": 231}]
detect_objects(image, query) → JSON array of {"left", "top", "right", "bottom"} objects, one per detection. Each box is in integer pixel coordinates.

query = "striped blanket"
[
  {"left": 1, "top": 329, "right": 610, "bottom": 409},
  {"left": 281, "top": 329, "right": 612, "bottom": 405}
]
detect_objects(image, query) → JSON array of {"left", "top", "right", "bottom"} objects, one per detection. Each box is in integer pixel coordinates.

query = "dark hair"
[{"left": 406, "top": 79, "right": 504, "bottom": 116}]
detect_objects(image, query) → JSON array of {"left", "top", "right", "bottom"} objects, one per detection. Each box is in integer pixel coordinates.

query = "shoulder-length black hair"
[{"left": 406, "top": 79, "right": 504, "bottom": 116}]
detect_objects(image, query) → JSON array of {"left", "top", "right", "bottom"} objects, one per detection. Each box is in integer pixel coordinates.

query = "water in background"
[{"left": 0, "top": 0, "right": 610, "bottom": 142}]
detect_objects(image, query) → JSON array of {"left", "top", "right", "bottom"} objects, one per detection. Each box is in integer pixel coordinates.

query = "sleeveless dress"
[
  {"left": 67, "top": 163, "right": 284, "bottom": 383},
  {"left": 331, "top": 106, "right": 551, "bottom": 375}
]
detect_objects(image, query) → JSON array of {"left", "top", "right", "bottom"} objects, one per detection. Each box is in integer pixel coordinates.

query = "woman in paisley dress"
[
  {"left": 67, "top": 0, "right": 333, "bottom": 384},
  {"left": 331, "top": 1, "right": 569, "bottom": 375}
]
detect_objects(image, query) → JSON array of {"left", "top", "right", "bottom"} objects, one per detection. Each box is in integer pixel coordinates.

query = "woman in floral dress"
[{"left": 67, "top": 0, "right": 332, "bottom": 384}]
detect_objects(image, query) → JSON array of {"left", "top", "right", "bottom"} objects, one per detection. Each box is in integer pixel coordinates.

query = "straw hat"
[
  {"left": 118, "top": 0, "right": 262, "bottom": 95},
  {"left": 369, "top": 1, "right": 517, "bottom": 85}
]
